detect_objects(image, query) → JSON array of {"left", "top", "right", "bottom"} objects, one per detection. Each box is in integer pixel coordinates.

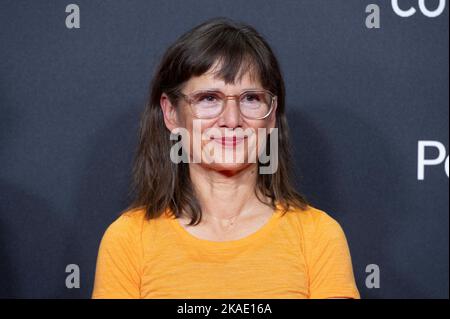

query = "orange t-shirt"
[{"left": 92, "top": 204, "right": 360, "bottom": 299}]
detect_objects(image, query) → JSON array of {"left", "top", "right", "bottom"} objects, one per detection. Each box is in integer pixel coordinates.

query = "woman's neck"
[{"left": 189, "top": 163, "right": 263, "bottom": 221}]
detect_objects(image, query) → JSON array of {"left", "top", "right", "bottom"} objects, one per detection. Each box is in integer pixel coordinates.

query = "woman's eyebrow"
[
  {"left": 196, "top": 88, "right": 222, "bottom": 91},
  {"left": 194, "top": 87, "right": 263, "bottom": 92}
]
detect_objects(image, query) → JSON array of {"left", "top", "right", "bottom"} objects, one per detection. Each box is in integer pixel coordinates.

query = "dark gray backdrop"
[{"left": 0, "top": 0, "right": 448, "bottom": 298}]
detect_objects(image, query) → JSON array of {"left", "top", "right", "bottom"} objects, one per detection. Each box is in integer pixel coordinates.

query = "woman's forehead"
[
  {"left": 183, "top": 70, "right": 263, "bottom": 93},
  {"left": 182, "top": 57, "right": 262, "bottom": 91}
]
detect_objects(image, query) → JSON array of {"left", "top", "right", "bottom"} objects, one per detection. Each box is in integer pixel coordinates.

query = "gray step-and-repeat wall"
[{"left": 0, "top": 1, "right": 448, "bottom": 298}]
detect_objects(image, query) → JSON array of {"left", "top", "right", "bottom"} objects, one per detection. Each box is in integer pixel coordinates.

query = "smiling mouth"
[{"left": 210, "top": 136, "right": 247, "bottom": 146}]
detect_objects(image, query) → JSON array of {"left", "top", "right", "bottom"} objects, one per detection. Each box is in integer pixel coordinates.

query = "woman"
[{"left": 92, "top": 17, "right": 360, "bottom": 299}]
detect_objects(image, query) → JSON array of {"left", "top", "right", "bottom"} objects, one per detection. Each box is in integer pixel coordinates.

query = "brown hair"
[{"left": 125, "top": 17, "right": 309, "bottom": 225}]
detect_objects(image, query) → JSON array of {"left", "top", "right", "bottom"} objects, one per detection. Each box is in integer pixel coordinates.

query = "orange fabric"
[{"left": 92, "top": 204, "right": 360, "bottom": 299}]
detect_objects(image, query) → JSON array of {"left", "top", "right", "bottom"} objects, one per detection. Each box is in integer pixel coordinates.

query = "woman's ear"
[{"left": 160, "top": 93, "right": 179, "bottom": 132}]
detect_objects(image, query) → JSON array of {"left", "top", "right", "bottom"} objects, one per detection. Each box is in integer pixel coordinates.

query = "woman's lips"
[{"left": 211, "top": 136, "right": 247, "bottom": 147}]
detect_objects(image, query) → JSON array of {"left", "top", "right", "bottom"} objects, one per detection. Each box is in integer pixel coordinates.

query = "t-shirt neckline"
[{"left": 167, "top": 204, "right": 282, "bottom": 249}]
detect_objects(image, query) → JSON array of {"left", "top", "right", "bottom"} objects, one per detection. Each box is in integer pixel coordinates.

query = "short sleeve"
[
  {"left": 92, "top": 213, "right": 143, "bottom": 299},
  {"left": 307, "top": 211, "right": 360, "bottom": 299}
]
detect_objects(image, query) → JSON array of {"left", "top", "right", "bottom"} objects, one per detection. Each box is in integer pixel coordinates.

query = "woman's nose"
[{"left": 219, "top": 97, "right": 242, "bottom": 128}]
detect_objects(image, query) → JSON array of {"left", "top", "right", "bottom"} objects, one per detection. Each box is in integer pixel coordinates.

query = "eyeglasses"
[{"left": 178, "top": 89, "right": 277, "bottom": 120}]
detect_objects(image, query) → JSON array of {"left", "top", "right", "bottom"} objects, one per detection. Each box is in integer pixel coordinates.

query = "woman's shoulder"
[
  {"left": 283, "top": 204, "right": 347, "bottom": 239},
  {"left": 98, "top": 208, "right": 143, "bottom": 244},
  {"left": 108, "top": 207, "right": 147, "bottom": 230},
  {"left": 101, "top": 206, "right": 172, "bottom": 239}
]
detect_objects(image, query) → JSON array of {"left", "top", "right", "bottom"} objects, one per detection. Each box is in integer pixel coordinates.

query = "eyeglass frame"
[{"left": 177, "top": 89, "right": 277, "bottom": 120}]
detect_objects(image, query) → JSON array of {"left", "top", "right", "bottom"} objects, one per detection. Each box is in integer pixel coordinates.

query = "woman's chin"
[{"left": 200, "top": 161, "right": 254, "bottom": 175}]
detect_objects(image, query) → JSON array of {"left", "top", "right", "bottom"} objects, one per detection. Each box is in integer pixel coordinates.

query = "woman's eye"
[
  {"left": 199, "top": 94, "right": 217, "bottom": 102},
  {"left": 244, "top": 94, "right": 259, "bottom": 102}
]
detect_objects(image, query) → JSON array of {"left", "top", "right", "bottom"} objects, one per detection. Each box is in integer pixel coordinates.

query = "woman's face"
[{"left": 161, "top": 64, "right": 277, "bottom": 175}]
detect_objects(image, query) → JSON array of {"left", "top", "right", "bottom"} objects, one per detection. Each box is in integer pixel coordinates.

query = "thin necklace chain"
[{"left": 206, "top": 210, "right": 243, "bottom": 226}]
